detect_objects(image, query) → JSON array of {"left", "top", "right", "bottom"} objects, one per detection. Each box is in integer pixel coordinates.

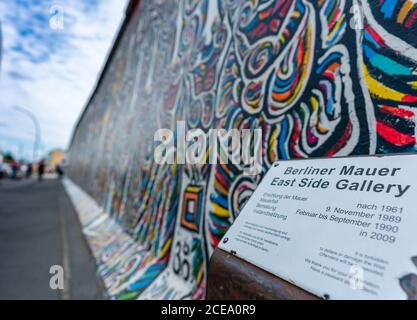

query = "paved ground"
[{"left": 0, "top": 178, "right": 106, "bottom": 300}]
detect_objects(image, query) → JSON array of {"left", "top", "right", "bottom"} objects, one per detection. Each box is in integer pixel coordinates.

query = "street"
[{"left": 0, "top": 178, "right": 105, "bottom": 299}]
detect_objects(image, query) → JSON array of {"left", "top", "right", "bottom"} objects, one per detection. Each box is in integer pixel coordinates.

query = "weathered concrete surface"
[{"left": 0, "top": 179, "right": 105, "bottom": 299}]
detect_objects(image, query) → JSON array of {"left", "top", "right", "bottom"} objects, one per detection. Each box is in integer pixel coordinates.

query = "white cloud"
[{"left": 0, "top": 0, "right": 128, "bottom": 160}]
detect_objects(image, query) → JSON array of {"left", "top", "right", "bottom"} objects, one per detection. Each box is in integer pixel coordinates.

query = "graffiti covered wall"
[{"left": 68, "top": 0, "right": 417, "bottom": 299}]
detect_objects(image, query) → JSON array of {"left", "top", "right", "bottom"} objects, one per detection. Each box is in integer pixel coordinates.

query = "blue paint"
[
  {"left": 324, "top": 0, "right": 333, "bottom": 16},
  {"left": 211, "top": 194, "right": 228, "bottom": 209},
  {"left": 364, "top": 30, "right": 381, "bottom": 48},
  {"left": 279, "top": 117, "right": 289, "bottom": 159},
  {"left": 381, "top": 0, "right": 398, "bottom": 19},
  {"left": 363, "top": 45, "right": 412, "bottom": 76}
]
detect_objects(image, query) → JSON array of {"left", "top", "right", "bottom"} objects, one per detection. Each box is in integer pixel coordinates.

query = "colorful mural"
[{"left": 67, "top": 0, "right": 417, "bottom": 299}]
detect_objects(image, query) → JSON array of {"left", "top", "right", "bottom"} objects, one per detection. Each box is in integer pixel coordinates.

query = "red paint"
[
  {"left": 405, "top": 8, "right": 417, "bottom": 29},
  {"left": 328, "top": 8, "right": 341, "bottom": 30},
  {"left": 250, "top": 22, "right": 268, "bottom": 39},
  {"left": 366, "top": 25, "right": 385, "bottom": 46},
  {"left": 215, "top": 169, "right": 228, "bottom": 188},
  {"left": 380, "top": 105, "right": 415, "bottom": 119},
  {"left": 402, "top": 95, "right": 417, "bottom": 103},
  {"left": 323, "top": 71, "right": 336, "bottom": 81},
  {"left": 290, "top": 115, "right": 302, "bottom": 157},
  {"left": 377, "top": 121, "right": 416, "bottom": 146},
  {"left": 270, "top": 19, "right": 280, "bottom": 33}
]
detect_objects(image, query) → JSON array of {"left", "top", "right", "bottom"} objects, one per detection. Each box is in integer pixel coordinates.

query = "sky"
[{"left": 0, "top": 0, "right": 128, "bottom": 161}]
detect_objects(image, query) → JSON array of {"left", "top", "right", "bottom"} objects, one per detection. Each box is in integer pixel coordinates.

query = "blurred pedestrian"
[
  {"left": 11, "top": 160, "right": 19, "bottom": 180},
  {"left": 26, "top": 163, "right": 33, "bottom": 179},
  {"left": 56, "top": 162, "right": 64, "bottom": 179},
  {"left": 38, "top": 159, "right": 46, "bottom": 181},
  {"left": 0, "top": 155, "right": 4, "bottom": 181}
]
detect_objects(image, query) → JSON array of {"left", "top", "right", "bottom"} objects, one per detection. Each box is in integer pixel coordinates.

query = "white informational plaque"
[{"left": 219, "top": 154, "right": 417, "bottom": 300}]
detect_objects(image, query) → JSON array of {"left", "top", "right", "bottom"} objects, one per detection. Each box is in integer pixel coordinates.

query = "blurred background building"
[{"left": 47, "top": 148, "right": 65, "bottom": 168}]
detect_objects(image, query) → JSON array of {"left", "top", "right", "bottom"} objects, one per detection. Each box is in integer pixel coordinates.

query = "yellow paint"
[
  {"left": 196, "top": 264, "right": 204, "bottom": 283},
  {"left": 214, "top": 179, "right": 228, "bottom": 195},
  {"left": 211, "top": 203, "right": 230, "bottom": 218},
  {"left": 160, "top": 237, "right": 173, "bottom": 257},
  {"left": 398, "top": 1, "right": 414, "bottom": 24},
  {"left": 332, "top": 15, "right": 345, "bottom": 33},
  {"left": 363, "top": 65, "right": 406, "bottom": 102},
  {"left": 187, "top": 186, "right": 200, "bottom": 193},
  {"left": 409, "top": 81, "right": 417, "bottom": 89},
  {"left": 310, "top": 96, "right": 318, "bottom": 112},
  {"left": 268, "top": 127, "right": 279, "bottom": 161}
]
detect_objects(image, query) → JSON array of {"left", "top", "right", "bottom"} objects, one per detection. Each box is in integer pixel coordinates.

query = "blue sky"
[{"left": 0, "top": 0, "right": 128, "bottom": 161}]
